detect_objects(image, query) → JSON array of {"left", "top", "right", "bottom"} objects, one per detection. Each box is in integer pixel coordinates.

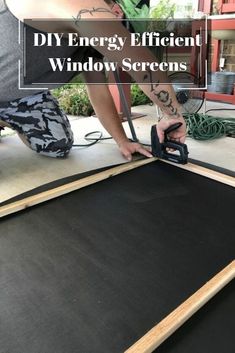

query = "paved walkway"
[{"left": 1, "top": 101, "right": 234, "bottom": 203}]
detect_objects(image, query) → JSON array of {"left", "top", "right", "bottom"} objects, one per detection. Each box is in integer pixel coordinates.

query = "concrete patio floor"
[{"left": 0, "top": 100, "right": 234, "bottom": 203}]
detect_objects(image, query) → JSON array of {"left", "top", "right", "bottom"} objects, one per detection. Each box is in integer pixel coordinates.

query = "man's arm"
[
  {"left": 83, "top": 70, "right": 152, "bottom": 160},
  {"left": 55, "top": 0, "right": 186, "bottom": 143},
  {"left": 14, "top": 0, "right": 187, "bottom": 145}
]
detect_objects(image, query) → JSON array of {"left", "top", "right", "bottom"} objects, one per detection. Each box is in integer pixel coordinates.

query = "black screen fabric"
[{"left": 0, "top": 161, "right": 234, "bottom": 353}]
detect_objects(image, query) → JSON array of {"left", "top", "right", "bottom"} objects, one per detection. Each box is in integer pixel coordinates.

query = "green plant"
[
  {"left": 150, "top": 0, "right": 176, "bottom": 31},
  {"left": 131, "top": 84, "right": 151, "bottom": 106},
  {"left": 117, "top": 0, "right": 150, "bottom": 32},
  {"left": 117, "top": 0, "right": 149, "bottom": 19},
  {"left": 53, "top": 85, "right": 93, "bottom": 116},
  {"left": 52, "top": 84, "right": 150, "bottom": 116},
  {"left": 150, "top": 0, "right": 176, "bottom": 20}
]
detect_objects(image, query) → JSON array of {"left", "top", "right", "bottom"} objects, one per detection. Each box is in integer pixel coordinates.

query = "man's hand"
[
  {"left": 118, "top": 140, "right": 152, "bottom": 161},
  {"left": 156, "top": 116, "right": 187, "bottom": 144}
]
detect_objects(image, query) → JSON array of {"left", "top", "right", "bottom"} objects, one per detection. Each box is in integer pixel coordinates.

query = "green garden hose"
[{"left": 183, "top": 113, "right": 235, "bottom": 141}]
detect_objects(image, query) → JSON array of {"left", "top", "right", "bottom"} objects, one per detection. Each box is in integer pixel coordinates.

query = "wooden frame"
[
  {"left": 125, "top": 260, "right": 235, "bottom": 353},
  {"left": 1, "top": 158, "right": 234, "bottom": 352},
  {"left": 0, "top": 157, "right": 234, "bottom": 219}
]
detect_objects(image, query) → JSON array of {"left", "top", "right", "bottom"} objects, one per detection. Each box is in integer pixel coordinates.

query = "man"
[{"left": 0, "top": 0, "right": 186, "bottom": 160}]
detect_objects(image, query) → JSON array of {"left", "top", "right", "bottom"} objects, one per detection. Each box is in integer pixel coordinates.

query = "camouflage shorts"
[{"left": 0, "top": 91, "right": 74, "bottom": 158}]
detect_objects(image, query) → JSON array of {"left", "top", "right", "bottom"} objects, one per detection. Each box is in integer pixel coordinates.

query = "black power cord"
[
  {"left": 73, "top": 107, "right": 235, "bottom": 149},
  {"left": 72, "top": 131, "right": 112, "bottom": 148},
  {"left": 72, "top": 131, "right": 151, "bottom": 148}
]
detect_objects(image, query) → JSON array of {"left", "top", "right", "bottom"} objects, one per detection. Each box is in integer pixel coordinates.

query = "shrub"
[
  {"left": 52, "top": 84, "right": 150, "bottom": 116},
  {"left": 131, "top": 84, "right": 151, "bottom": 106},
  {"left": 53, "top": 84, "right": 94, "bottom": 116}
]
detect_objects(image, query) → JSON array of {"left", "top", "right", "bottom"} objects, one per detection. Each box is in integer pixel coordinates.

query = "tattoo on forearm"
[
  {"left": 143, "top": 70, "right": 160, "bottom": 93},
  {"left": 143, "top": 69, "right": 160, "bottom": 93},
  {"left": 155, "top": 90, "right": 179, "bottom": 116},
  {"left": 144, "top": 69, "right": 180, "bottom": 118},
  {"left": 163, "top": 98, "right": 172, "bottom": 109},
  {"left": 155, "top": 90, "right": 169, "bottom": 103},
  {"left": 156, "top": 90, "right": 180, "bottom": 117},
  {"left": 168, "top": 106, "right": 179, "bottom": 116},
  {"left": 73, "top": 7, "right": 113, "bottom": 24},
  {"left": 162, "top": 98, "right": 179, "bottom": 116},
  {"left": 143, "top": 74, "right": 148, "bottom": 81}
]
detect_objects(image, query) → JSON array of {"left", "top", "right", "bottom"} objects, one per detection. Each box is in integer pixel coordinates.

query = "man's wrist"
[
  {"left": 116, "top": 136, "right": 130, "bottom": 147},
  {"left": 160, "top": 112, "right": 184, "bottom": 121}
]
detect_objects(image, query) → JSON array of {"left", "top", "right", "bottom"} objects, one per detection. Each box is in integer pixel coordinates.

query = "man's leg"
[
  {"left": 0, "top": 119, "right": 32, "bottom": 147},
  {"left": 0, "top": 91, "right": 74, "bottom": 157}
]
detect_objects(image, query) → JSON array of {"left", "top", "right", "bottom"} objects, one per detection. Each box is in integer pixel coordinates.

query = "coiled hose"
[{"left": 183, "top": 113, "right": 235, "bottom": 140}]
